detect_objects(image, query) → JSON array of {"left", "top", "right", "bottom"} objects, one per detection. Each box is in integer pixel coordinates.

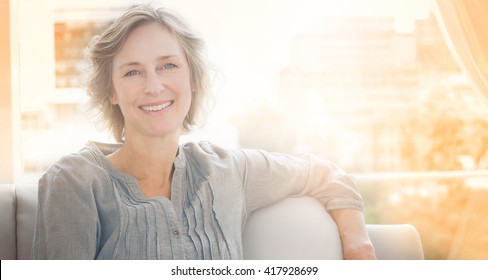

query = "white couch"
[{"left": 0, "top": 184, "right": 424, "bottom": 260}]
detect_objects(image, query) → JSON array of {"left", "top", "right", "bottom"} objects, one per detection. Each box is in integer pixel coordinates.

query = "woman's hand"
[
  {"left": 341, "top": 234, "right": 376, "bottom": 260},
  {"left": 329, "top": 208, "right": 377, "bottom": 260}
]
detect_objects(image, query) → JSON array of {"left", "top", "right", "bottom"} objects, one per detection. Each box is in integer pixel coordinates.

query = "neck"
[
  {"left": 120, "top": 134, "right": 178, "bottom": 176},
  {"left": 107, "top": 133, "right": 180, "bottom": 197}
]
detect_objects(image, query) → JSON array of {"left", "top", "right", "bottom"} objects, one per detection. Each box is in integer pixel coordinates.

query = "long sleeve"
[
  {"left": 234, "top": 149, "right": 364, "bottom": 214},
  {"left": 31, "top": 162, "right": 100, "bottom": 260}
]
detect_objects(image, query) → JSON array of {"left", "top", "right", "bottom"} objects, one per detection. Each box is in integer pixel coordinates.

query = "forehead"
[{"left": 114, "top": 22, "right": 185, "bottom": 63}]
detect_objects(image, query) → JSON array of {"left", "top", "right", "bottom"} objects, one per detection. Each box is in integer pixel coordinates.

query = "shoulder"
[
  {"left": 39, "top": 143, "right": 112, "bottom": 194},
  {"left": 180, "top": 141, "right": 237, "bottom": 164},
  {"left": 180, "top": 141, "right": 282, "bottom": 162},
  {"left": 179, "top": 141, "right": 249, "bottom": 174},
  {"left": 179, "top": 141, "right": 310, "bottom": 175},
  {"left": 180, "top": 141, "right": 230, "bottom": 155}
]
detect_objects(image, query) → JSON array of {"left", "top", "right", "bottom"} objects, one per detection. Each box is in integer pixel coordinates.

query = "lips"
[{"left": 139, "top": 101, "right": 174, "bottom": 112}]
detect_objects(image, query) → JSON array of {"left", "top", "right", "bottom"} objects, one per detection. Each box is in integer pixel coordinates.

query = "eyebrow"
[{"left": 117, "top": 55, "right": 180, "bottom": 69}]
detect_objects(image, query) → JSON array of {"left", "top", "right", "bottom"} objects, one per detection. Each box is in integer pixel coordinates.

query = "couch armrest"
[
  {"left": 16, "top": 184, "right": 38, "bottom": 260},
  {"left": 243, "top": 196, "right": 424, "bottom": 260},
  {"left": 367, "top": 224, "right": 424, "bottom": 260},
  {"left": 0, "top": 184, "right": 17, "bottom": 260},
  {"left": 243, "top": 196, "right": 343, "bottom": 259}
]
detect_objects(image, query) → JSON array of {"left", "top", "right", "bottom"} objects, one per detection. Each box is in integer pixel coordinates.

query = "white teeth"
[{"left": 141, "top": 101, "right": 172, "bottom": 112}]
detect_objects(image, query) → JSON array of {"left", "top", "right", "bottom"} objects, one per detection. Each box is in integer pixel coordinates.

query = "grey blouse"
[{"left": 31, "top": 141, "right": 363, "bottom": 260}]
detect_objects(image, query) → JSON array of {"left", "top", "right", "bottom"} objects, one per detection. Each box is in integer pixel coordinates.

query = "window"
[{"left": 5, "top": 0, "right": 488, "bottom": 259}]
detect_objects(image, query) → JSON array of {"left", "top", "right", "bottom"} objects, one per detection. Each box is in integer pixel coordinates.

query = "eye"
[
  {"left": 124, "top": 70, "right": 141, "bottom": 77},
  {"left": 162, "top": 63, "right": 177, "bottom": 70}
]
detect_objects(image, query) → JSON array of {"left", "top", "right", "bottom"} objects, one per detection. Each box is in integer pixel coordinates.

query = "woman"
[{"left": 31, "top": 5, "right": 376, "bottom": 260}]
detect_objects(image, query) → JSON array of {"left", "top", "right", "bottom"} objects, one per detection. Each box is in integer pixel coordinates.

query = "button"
[{"left": 173, "top": 229, "right": 180, "bottom": 236}]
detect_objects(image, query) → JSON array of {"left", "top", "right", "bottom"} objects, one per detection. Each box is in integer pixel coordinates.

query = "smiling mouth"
[{"left": 140, "top": 101, "right": 174, "bottom": 112}]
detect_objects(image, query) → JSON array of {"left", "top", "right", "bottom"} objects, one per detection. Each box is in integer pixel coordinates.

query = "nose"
[{"left": 144, "top": 71, "right": 165, "bottom": 96}]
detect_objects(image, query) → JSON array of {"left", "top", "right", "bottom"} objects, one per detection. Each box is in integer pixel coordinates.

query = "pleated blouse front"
[{"left": 31, "top": 141, "right": 364, "bottom": 260}]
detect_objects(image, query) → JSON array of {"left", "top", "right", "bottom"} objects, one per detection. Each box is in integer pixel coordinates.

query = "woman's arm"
[
  {"left": 235, "top": 148, "right": 375, "bottom": 259},
  {"left": 329, "top": 208, "right": 376, "bottom": 259},
  {"left": 237, "top": 149, "right": 363, "bottom": 213},
  {"left": 32, "top": 162, "right": 100, "bottom": 259}
]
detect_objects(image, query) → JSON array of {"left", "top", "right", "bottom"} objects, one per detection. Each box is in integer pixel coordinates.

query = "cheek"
[
  {"left": 110, "top": 91, "right": 118, "bottom": 105},
  {"left": 110, "top": 79, "right": 120, "bottom": 105},
  {"left": 181, "top": 72, "right": 194, "bottom": 100},
  {"left": 110, "top": 81, "right": 135, "bottom": 106},
  {"left": 182, "top": 84, "right": 193, "bottom": 110}
]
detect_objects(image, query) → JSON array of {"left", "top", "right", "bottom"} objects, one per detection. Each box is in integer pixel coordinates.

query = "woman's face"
[{"left": 111, "top": 23, "right": 192, "bottom": 141}]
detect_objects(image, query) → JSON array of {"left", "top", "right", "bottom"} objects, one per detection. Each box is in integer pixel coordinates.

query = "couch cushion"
[
  {"left": 0, "top": 184, "right": 17, "bottom": 260},
  {"left": 243, "top": 196, "right": 343, "bottom": 259},
  {"left": 15, "top": 184, "right": 38, "bottom": 260}
]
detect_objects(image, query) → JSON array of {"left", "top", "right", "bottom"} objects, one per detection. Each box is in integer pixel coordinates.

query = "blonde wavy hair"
[{"left": 85, "top": 5, "right": 212, "bottom": 142}]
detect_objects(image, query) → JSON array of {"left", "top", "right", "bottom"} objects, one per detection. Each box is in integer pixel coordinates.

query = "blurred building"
[{"left": 265, "top": 14, "right": 466, "bottom": 172}]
